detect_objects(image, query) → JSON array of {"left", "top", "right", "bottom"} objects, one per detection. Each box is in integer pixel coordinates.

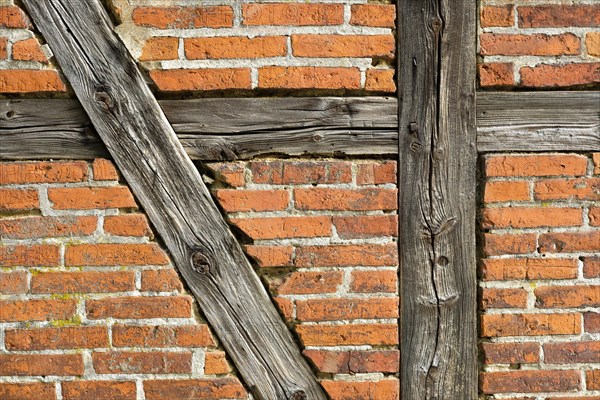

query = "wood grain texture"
[
  {"left": 397, "top": 0, "right": 478, "bottom": 398},
  {"left": 19, "top": 1, "right": 327, "bottom": 399}
]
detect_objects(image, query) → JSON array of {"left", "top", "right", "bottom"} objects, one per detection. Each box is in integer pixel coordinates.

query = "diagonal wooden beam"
[
  {"left": 20, "top": 1, "right": 327, "bottom": 399},
  {"left": 397, "top": 0, "right": 478, "bottom": 398}
]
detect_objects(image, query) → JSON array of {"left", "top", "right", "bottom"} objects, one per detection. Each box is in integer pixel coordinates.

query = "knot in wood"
[
  {"left": 431, "top": 17, "right": 443, "bottom": 31},
  {"left": 436, "top": 256, "right": 449, "bottom": 267},
  {"left": 191, "top": 252, "right": 210, "bottom": 275},
  {"left": 4, "top": 110, "right": 15, "bottom": 119},
  {"left": 409, "top": 122, "right": 419, "bottom": 133},
  {"left": 311, "top": 133, "right": 323, "bottom": 142},
  {"left": 410, "top": 140, "right": 423, "bottom": 153},
  {"left": 94, "top": 91, "right": 114, "bottom": 110},
  {"left": 289, "top": 390, "right": 307, "bottom": 400}
]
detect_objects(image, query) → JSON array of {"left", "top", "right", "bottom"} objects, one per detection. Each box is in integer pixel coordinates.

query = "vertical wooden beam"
[{"left": 397, "top": 0, "right": 478, "bottom": 398}]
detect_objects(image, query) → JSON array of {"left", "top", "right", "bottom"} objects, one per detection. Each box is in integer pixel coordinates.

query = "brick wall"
[{"left": 480, "top": 153, "right": 600, "bottom": 399}]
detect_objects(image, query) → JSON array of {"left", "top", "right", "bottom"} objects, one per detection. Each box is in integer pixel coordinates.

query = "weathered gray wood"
[
  {"left": 20, "top": 1, "right": 326, "bottom": 399},
  {"left": 398, "top": 0, "right": 477, "bottom": 398},
  {"left": 477, "top": 91, "right": 600, "bottom": 152}
]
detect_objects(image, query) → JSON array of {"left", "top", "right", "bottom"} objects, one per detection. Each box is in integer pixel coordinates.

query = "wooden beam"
[
  {"left": 20, "top": 1, "right": 326, "bottom": 399},
  {"left": 397, "top": 0, "right": 478, "bottom": 398}
]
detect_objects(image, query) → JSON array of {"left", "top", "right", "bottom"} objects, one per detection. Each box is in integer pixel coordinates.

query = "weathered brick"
[
  {"left": 65, "top": 243, "right": 168, "bottom": 266},
  {"left": 140, "top": 37, "right": 179, "bottom": 61},
  {"left": 0, "top": 299, "right": 77, "bottom": 322},
  {"left": 585, "top": 312, "right": 600, "bottom": 333},
  {"left": 482, "top": 207, "right": 581, "bottom": 229},
  {"left": 350, "top": 270, "right": 397, "bottom": 293},
  {"left": 31, "top": 271, "right": 135, "bottom": 294},
  {"left": 295, "top": 244, "right": 398, "bottom": 267},
  {"left": 215, "top": 189, "right": 289, "bottom": 212},
  {"left": 481, "top": 313, "right": 581, "bottom": 337},
  {"left": 539, "top": 231, "right": 600, "bottom": 253},
  {"left": 141, "top": 269, "right": 183, "bottom": 292},
  {"left": 594, "top": 153, "right": 600, "bottom": 175},
  {"left": 480, "top": 288, "right": 528, "bottom": 309},
  {"left": 0, "top": 6, "right": 30, "bottom": 28},
  {"left": 144, "top": 378, "right": 246, "bottom": 400},
  {"left": 292, "top": 34, "right": 394, "bottom": 58},
  {"left": 333, "top": 215, "right": 397, "bottom": 239},
  {"left": 0, "top": 161, "right": 87, "bottom": 184},
  {"left": 480, "top": 370, "right": 581, "bottom": 393},
  {"left": 365, "top": 69, "right": 396, "bottom": 92},
  {"left": 12, "top": 38, "right": 47, "bottom": 62},
  {"left": 321, "top": 379, "right": 399, "bottom": 400},
  {"left": 589, "top": 33, "right": 600, "bottom": 58},
  {"left": 518, "top": 5, "right": 600, "bottom": 28},
  {"left": 350, "top": 4, "right": 395, "bottom": 28},
  {"left": 296, "top": 323, "right": 398, "bottom": 346},
  {"left": 0, "top": 382, "right": 56, "bottom": 400},
  {"left": 258, "top": 66, "right": 361, "bottom": 89},
  {"left": 483, "top": 233, "right": 537, "bottom": 256},
  {"left": 112, "top": 324, "right": 215, "bottom": 348},
  {"left": 535, "top": 178, "right": 600, "bottom": 201},
  {"left": 104, "top": 214, "right": 153, "bottom": 237},
  {"left": 480, "top": 5, "right": 514, "bottom": 27},
  {"left": 295, "top": 188, "right": 397, "bottom": 211},
  {"left": 480, "top": 33, "right": 580, "bottom": 56},
  {"left": 48, "top": 187, "right": 136, "bottom": 210},
  {"left": 481, "top": 342, "right": 540, "bottom": 364},
  {"left": 276, "top": 271, "right": 343, "bottom": 295},
  {"left": 185, "top": 36, "right": 286, "bottom": 59},
  {"left": 5, "top": 326, "right": 108, "bottom": 350},
  {"left": 535, "top": 285, "right": 599, "bottom": 308},
  {"left": 0, "top": 244, "right": 60, "bottom": 267},
  {"left": 0, "top": 354, "right": 84, "bottom": 376},
  {"left": 0, "top": 216, "right": 97, "bottom": 239},
  {"left": 230, "top": 216, "right": 331, "bottom": 239},
  {"left": 481, "top": 258, "right": 578, "bottom": 281},
  {"left": 303, "top": 349, "right": 399, "bottom": 374},
  {"left": 486, "top": 154, "right": 588, "bottom": 177},
  {"left": 243, "top": 3, "right": 343, "bottom": 26},
  {"left": 591, "top": 208, "right": 600, "bottom": 227},
  {"left": 0, "top": 188, "right": 39, "bottom": 211},
  {"left": 205, "top": 162, "right": 245, "bottom": 187},
  {"left": 544, "top": 341, "right": 600, "bottom": 364},
  {"left": 588, "top": 370, "right": 600, "bottom": 391},
  {"left": 93, "top": 351, "right": 191, "bottom": 374},
  {"left": 484, "top": 181, "right": 530, "bottom": 203},
  {"left": 92, "top": 158, "right": 118, "bottom": 180},
  {"left": 204, "top": 351, "right": 231, "bottom": 375},
  {"left": 296, "top": 298, "right": 398, "bottom": 322},
  {"left": 62, "top": 381, "right": 136, "bottom": 400},
  {"left": 250, "top": 161, "right": 352, "bottom": 185},
  {"left": 479, "top": 62, "right": 514, "bottom": 87},
  {"left": 0, "top": 37, "right": 6, "bottom": 59},
  {"left": 0, "top": 271, "right": 28, "bottom": 295},
  {"left": 150, "top": 68, "right": 251, "bottom": 91},
  {"left": 244, "top": 245, "right": 293, "bottom": 267},
  {"left": 274, "top": 297, "right": 293, "bottom": 321},
  {"left": 584, "top": 258, "right": 600, "bottom": 279},
  {"left": 132, "top": 6, "right": 233, "bottom": 28},
  {"left": 0, "top": 70, "right": 66, "bottom": 93},
  {"left": 86, "top": 296, "right": 192, "bottom": 319},
  {"left": 520, "top": 63, "right": 600, "bottom": 88}
]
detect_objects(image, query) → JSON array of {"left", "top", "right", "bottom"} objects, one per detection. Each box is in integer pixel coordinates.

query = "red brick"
[
  {"left": 65, "top": 243, "right": 168, "bottom": 266},
  {"left": 0, "top": 37, "right": 6, "bottom": 59},
  {"left": 86, "top": 296, "right": 192, "bottom": 319},
  {"left": 480, "top": 33, "right": 580, "bottom": 56},
  {"left": 0, "top": 6, "right": 30, "bottom": 28},
  {"left": 484, "top": 181, "right": 530, "bottom": 203},
  {"left": 150, "top": 68, "right": 251, "bottom": 91},
  {"left": 5, "top": 326, "right": 108, "bottom": 350},
  {"left": 356, "top": 161, "right": 397, "bottom": 185},
  {"left": 12, "top": 38, "right": 47, "bottom": 62},
  {"left": 482, "top": 207, "right": 581, "bottom": 229},
  {"left": 585, "top": 312, "right": 600, "bottom": 333},
  {"left": 0, "top": 70, "right": 66, "bottom": 93},
  {"left": 535, "top": 285, "right": 599, "bottom": 308},
  {"left": 292, "top": 34, "right": 394, "bottom": 58},
  {"left": 93, "top": 351, "right": 191, "bottom": 374},
  {"left": 296, "top": 244, "right": 398, "bottom": 267},
  {"left": 481, "top": 313, "right": 581, "bottom": 337},
  {"left": 140, "top": 37, "right": 178, "bottom": 61},
  {"left": 588, "top": 370, "right": 600, "bottom": 391},
  {"left": 144, "top": 378, "right": 246, "bottom": 400},
  {"left": 230, "top": 216, "right": 331, "bottom": 239},
  {"left": 520, "top": 63, "right": 600, "bottom": 88},
  {"left": 481, "top": 342, "right": 540, "bottom": 364},
  {"left": 350, "top": 4, "right": 395, "bottom": 28},
  {"left": 0, "top": 188, "right": 39, "bottom": 211},
  {"left": 295, "top": 188, "right": 397, "bottom": 211},
  {"left": 274, "top": 297, "right": 293, "bottom": 321},
  {"left": 539, "top": 231, "right": 600, "bottom": 253},
  {"left": 92, "top": 158, "right": 118, "bottom": 180},
  {"left": 481, "top": 5, "right": 514, "bottom": 27},
  {"left": 296, "top": 323, "right": 398, "bottom": 346},
  {"left": 250, "top": 161, "right": 352, "bottom": 185},
  {"left": 141, "top": 269, "right": 183, "bottom": 292},
  {"left": 0, "top": 354, "right": 83, "bottom": 376},
  {"left": 0, "top": 299, "right": 77, "bottom": 322},
  {"left": 204, "top": 351, "right": 231, "bottom": 375},
  {"left": 333, "top": 215, "right": 397, "bottom": 239},
  {"left": 480, "top": 288, "right": 528, "bottom": 309},
  {"left": 486, "top": 154, "right": 588, "bottom": 177},
  {"left": 479, "top": 62, "right": 514, "bottom": 87},
  {"left": 0, "top": 161, "right": 87, "bottom": 184},
  {"left": 480, "top": 370, "right": 581, "bottom": 393},
  {"left": 62, "top": 381, "right": 136, "bottom": 400},
  {"left": 48, "top": 186, "right": 136, "bottom": 210},
  {"left": 214, "top": 189, "right": 289, "bottom": 212},
  {"left": 0, "top": 383, "right": 56, "bottom": 400},
  {"left": 321, "top": 379, "right": 399, "bottom": 400},
  {"left": 112, "top": 324, "right": 215, "bottom": 348},
  {"left": 365, "top": 69, "right": 396, "bottom": 92},
  {"left": 276, "top": 271, "right": 343, "bottom": 295},
  {"left": 483, "top": 233, "right": 537, "bottom": 256},
  {"left": 535, "top": 178, "right": 600, "bottom": 201},
  {"left": 258, "top": 66, "right": 360, "bottom": 90},
  {"left": 31, "top": 271, "right": 135, "bottom": 294},
  {"left": 481, "top": 258, "right": 578, "bottom": 281},
  {"left": 104, "top": 214, "right": 153, "bottom": 237},
  {"left": 589, "top": 32, "right": 600, "bottom": 57},
  {"left": 0, "top": 244, "right": 60, "bottom": 267},
  {"left": 0, "top": 271, "right": 27, "bottom": 295},
  {"left": 518, "top": 5, "right": 600, "bottom": 28},
  {"left": 584, "top": 258, "right": 600, "bottom": 279},
  {"left": 297, "top": 298, "right": 398, "bottom": 322},
  {"left": 544, "top": 341, "right": 600, "bottom": 364},
  {"left": 304, "top": 349, "right": 399, "bottom": 374},
  {"left": 133, "top": 6, "right": 233, "bottom": 28},
  {"left": 594, "top": 153, "right": 600, "bottom": 175},
  {"left": 185, "top": 36, "right": 286, "bottom": 59},
  {"left": 244, "top": 245, "right": 293, "bottom": 268},
  {"left": 205, "top": 162, "right": 245, "bottom": 187},
  {"left": 0, "top": 216, "right": 97, "bottom": 239},
  {"left": 350, "top": 270, "right": 397, "bottom": 293},
  {"left": 243, "top": 3, "right": 343, "bottom": 26},
  {"left": 591, "top": 207, "right": 600, "bottom": 227}
]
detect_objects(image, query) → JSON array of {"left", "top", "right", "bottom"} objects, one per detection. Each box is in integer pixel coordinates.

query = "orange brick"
[
  {"left": 204, "top": 351, "right": 231, "bottom": 375},
  {"left": 484, "top": 181, "right": 530, "bottom": 203},
  {"left": 481, "top": 313, "right": 581, "bottom": 337},
  {"left": 518, "top": 5, "right": 600, "bottom": 28},
  {"left": 0, "top": 354, "right": 83, "bottom": 376},
  {"left": 591, "top": 208, "right": 600, "bottom": 227},
  {"left": 215, "top": 189, "right": 289, "bottom": 212},
  {"left": 230, "top": 216, "right": 331, "bottom": 239},
  {"left": 185, "top": 36, "right": 286, "bottom": 59},
  {"left": 539, "top": 231, "right": 600, "bottom": 253},
  {"left": 295, "top": 188, "right": 397, "bottom": 211},
  {"left": 584, "top": 258, "right": 600, "bottom": 278},
  {"left": 250, "top": 160, "right": 353, "bottom": 185},
  {"left": 480, "top": 5, "right": 514, "bottom": 27},
  {"left": 479, "top": 62, "right": 514, "bottom": 87},
  {"left": 595, "top": 153, "right": 600, "bottom": 175},
  {"left": 356, "top": 161, "right": 397, "bottom": 185},
  {"left": 150, "top": 68, "right": 251, "bottom": 91},
  {"left": 276, "top": 271, "right": 343, "bottom": 295},
  {"left": 0, "top": 6, "right": 30, "bottom": 28},
  {"left": 93, "top": 351, "right": 191, "bottom": 374},
  {"left": 0, "top": 299, "right": 77, "bottom": 322},
  {"left": 141, "top": 269, "right": 183, "bottom": 292},
  {"left": 535, "top": 178, "right": 600, "bottom": 201},
  {"left": 92, "top": 158, "right": 118, "bottom": 180},
  {"left": 296, "top": 323, "right": 398, "bottom": 346},
  {"left": 322, "top": 379, "right": 399, "bottom": 400},
  {"left": 544, "top": 341, "right": 600, "bottom": 363},
  {"left": 520, "top": 63, "right": 600, "bottom": 88},
  {"left": 481, "top": 258, "right": 578, "bottom": 281},
  {"left": 66, "top": 243, "right": 168, "bottom": 266},
  {"left": 588, "top": 370, "right": 600, "bottom": 391},
  {"left": 483, "top": 233, "right": 537, "bottom": 256},
  {"left": 586, "top": 313, "right": 600, "bottom": 333},
  {"left": 0, "top": 70, "right": 66, "bottom": 93},
  {"left": 62, "top": 381, "right": 136, "bottom": 400},
  {"left": 104, "top": 214, "right": 153, "bottom": 237},
  {"left": 12, "top": 38, "right": 47, "bottom": 62},
  {"left": 480, "top": 33, "right": 580, "bottom": 56},
  {"left": 5, "top": 326, "right": 108, "bottom": 350},
  {"left": 140, "top": 37, "right": 178, "bottom": 61},
  {"left": 296, "top": 298, "right": 398, "bottom": 322},
  {"left": 0, "top": 271, "right": 28, "bottom": 295},
  {"left": 274, "top": 297, "right": 293, "bottom": 321},
  {"left": 350, "top": 4, "right": 396, "bottom": 28},
  {"left": 589, "top": 33, "right": 600, "bottom": 57},
  {"left": 243, "top": 3, "right": 343, "bottom": 26},
  {"left": 481, "top": 342, "right": 540, "bottom": 364},
  {"left": 365, "top": 69, "right": 396, "bottom": 92},
  {"left": 0, "top": 216, "right": 97, "bottom": 239},
  {"left": 205, "top": 162, "right": 245, "bottom": 187},
  {"left": 333, "top": 215, "right": 397, "bottom": 239},
  {"left": 258, "top": 66, "right": 361, "bottom": 89},
  {"left": 0, "top": 244, "right": 60, "bottom": 267},
  {"left": 481, "top": 370, "right": 581, "bottom": 393},
  {"left": 49, "top": 187, "right": 136, "bottom": 210},
  {"left": 144, "top": 378, "right": 246, "bottom": 400},
  {"left": 112, "top": 324, "right": 215, "bottom": 348},
  {"left": 0, "top": 37, "right": 6, "bottom": 59},
  {"left": 482, "top": 207, "right": 581, "bottom": 229},
  {"left": 0, "top": 161, "right": 87, "bottom": 184},
  {"left": 480, "top": 288, "right": 528, "bottom": 309},
  {"left": 0, "top": 383, "right": 55, "bottom": 400},
  {"left": 132, "top": 6, "right": 233, "bottom": 29},
  {"left": 0, "top": 189, "right": 39, "bottom": 211},
  {"left": 244, "top": 245, "right": 293, "bottom": 267},
  {"left": 486, "top": 154, "right": 588, "bottom": 177},
  {"left": 350, "top": 270, "right": 397, "bottom": 293},
  {"left": 295, "top": 244, "right": 398, "bottom": 267},
  {"left": 31, "top": 271, "right": 135, "bottom": 294},
  {"left": 303, "top": 349, "right": 399, "bottom": 374},
  {"left": 535, "top": 285, "right": 600, "bottom": 308},
  {"left": 86, "top": 296, "right": 191, "bottom": 319},
  {"left": 292, "top": 34, "right": 394, "bottom": 58}
]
